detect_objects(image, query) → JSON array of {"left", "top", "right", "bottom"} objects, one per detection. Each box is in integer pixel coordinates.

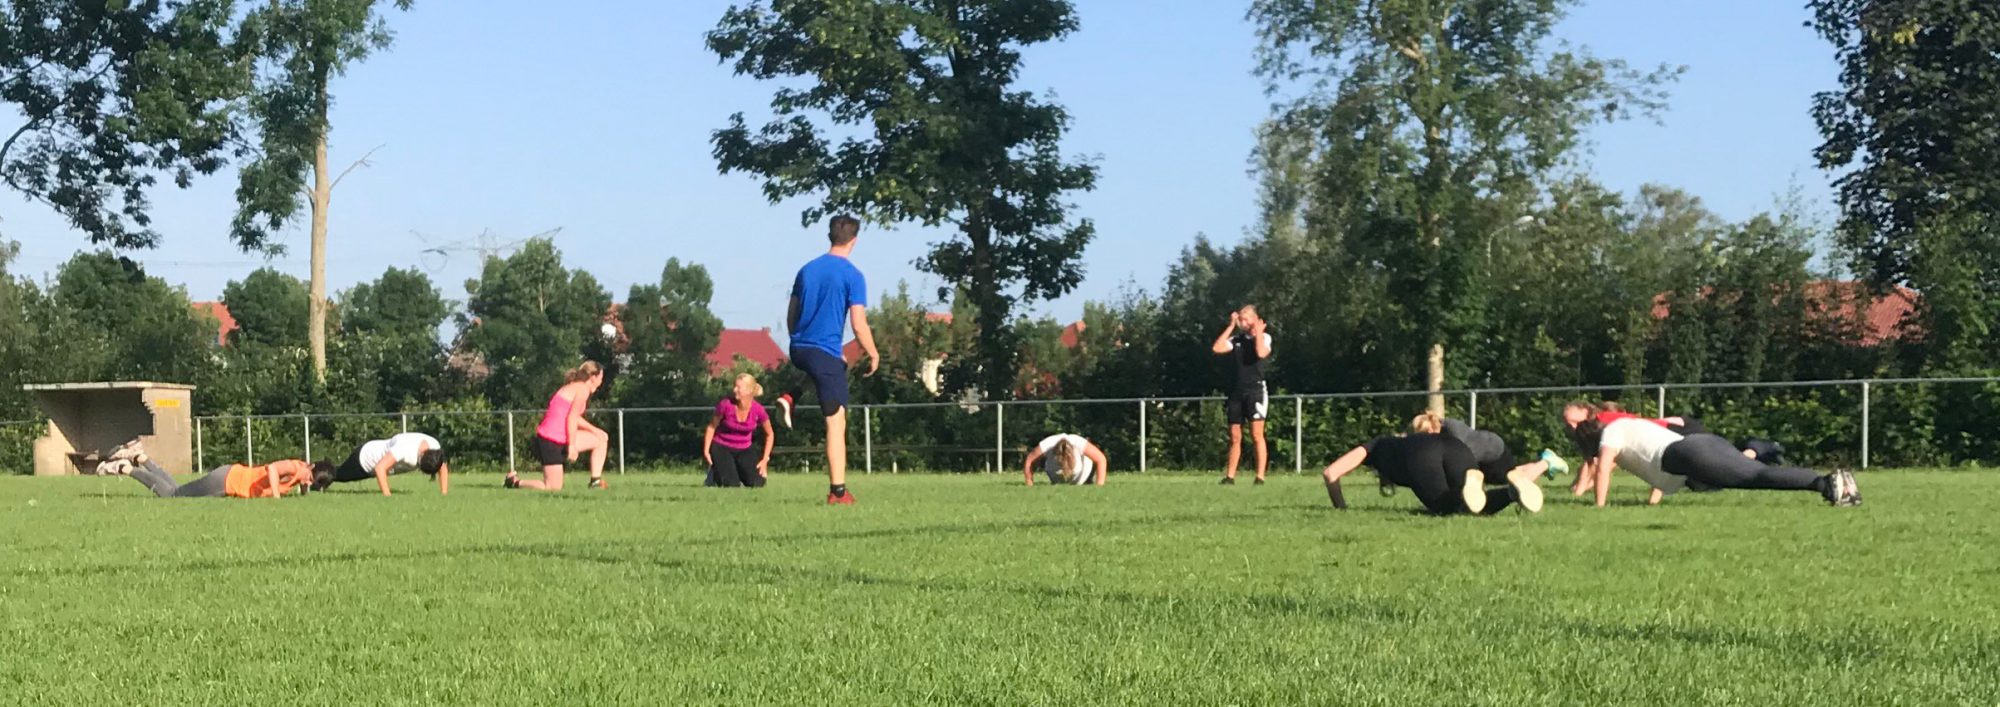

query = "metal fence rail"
[{"left": 99, "top": 376, "right": 1998, "bottom": 476}]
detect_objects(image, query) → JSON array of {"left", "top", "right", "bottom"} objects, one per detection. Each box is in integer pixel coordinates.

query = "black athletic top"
[
  {"left": 1228, "top": 331, "right": 1270, "bottom": 393},
  {"left": 1360, "top": 434, "right": 1433, "bottom": 471}
]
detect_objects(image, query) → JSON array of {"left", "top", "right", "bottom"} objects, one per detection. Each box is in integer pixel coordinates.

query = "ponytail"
[
  {"left": 1409, "top": 411, "right": 1444, "bottom": 435},
  {"left": 565, "top": 360, "right": 603, "bottom": 383}
]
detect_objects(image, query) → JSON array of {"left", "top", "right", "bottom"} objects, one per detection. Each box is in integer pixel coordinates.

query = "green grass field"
[{"left": 2, "top": 470, "right": 1995, "bottom": 705}]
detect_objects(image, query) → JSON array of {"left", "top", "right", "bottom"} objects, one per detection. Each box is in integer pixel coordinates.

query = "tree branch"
[{"left": 331, "top": 144, "right": 386, "bottom": 192}]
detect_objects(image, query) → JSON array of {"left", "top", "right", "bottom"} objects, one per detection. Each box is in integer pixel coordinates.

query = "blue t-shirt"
[{"left": 790, "top": 254, "right": 867, "bottom": 357}]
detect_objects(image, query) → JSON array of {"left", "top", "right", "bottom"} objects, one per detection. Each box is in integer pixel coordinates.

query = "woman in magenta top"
[
  {"left": 703, "top": 373, "right": 775, "bottom": 488},
  {"left": 507, "top": 361, "right": 610, "bottom": 491}
]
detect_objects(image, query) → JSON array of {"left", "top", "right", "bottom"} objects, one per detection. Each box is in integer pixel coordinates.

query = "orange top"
[{"left": 224, "top": 460, "right": 313, "bottom": 498}]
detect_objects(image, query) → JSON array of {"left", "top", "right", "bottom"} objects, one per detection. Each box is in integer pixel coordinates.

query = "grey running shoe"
[{"left": 1837, "top": 470, "right": 1862, "bottom": 507}]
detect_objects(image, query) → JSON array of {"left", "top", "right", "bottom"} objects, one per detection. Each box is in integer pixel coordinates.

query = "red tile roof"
[
  {"left": 1650, "top": 281, "right": 1918, "bottom": 346},
  {"left": 709, "top": 328, "right": 786, "bottom": 374},
  {"left": 191, "top": 302, "right": 235, "bottom": 346}
]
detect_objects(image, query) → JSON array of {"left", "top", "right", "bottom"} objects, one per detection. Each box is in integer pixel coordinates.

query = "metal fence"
[{"left": 118, "top": 376, "right": 2000, "bottom": 476}]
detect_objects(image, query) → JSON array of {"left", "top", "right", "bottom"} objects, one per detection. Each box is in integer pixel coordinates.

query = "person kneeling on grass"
[
  {"left": 703, "top": 373, "right": 775, "bottom": 488},
  {"left": 508, "top": 361, "right": 611, "bottom": 492},
  {"left": 101, "top": 456, "right": 330, "bottom": 499},
  {"left": 1021, "top": 433, "right": 1109, "bottom": 486},
  {"left": 1319, "top": 432, "right": 1544, "bottom": 515},
  {"left": 315, "top": 432, "right": 450, "bottom": 496}
]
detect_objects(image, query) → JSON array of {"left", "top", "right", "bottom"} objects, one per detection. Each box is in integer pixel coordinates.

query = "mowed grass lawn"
[{"left": 2, "top": 470, "right": 1995, "bottom": 706}]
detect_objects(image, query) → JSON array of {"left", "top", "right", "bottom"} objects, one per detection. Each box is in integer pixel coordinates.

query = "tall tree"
[
  {"left": 230, "top": 0, "right": 414, "bottom": 383},
  {"left": 457, "top": 239, "right": 612, "bottom": 408},
  {"left": 1810, "top": 0, "right": 2000, "bottom": 371},
  {"left": 340, "top": 266, "right": 450, "bottom": 407},
  {"left": 707, "top": 0, "right": 1098, "bottom": 398},
  {"left": 1248, "top": 0, "right": 1678, "bottom": 412},
  {"left": 221, "top": 267, "right": 309, "bottom": 348},
  {"left": 0, "top": 0, "right": 244, "bottom": 247},
  {"left": 616, "top": 258, "right": 725, "bottom": 406}
]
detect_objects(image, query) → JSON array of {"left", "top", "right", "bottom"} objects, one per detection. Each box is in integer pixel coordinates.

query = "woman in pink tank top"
[
  {"left": 702, "top": 373, "right": 775, "bottom": 488},
  {"left": 507, "top": 361, "right": 610, "bottom": 492}
]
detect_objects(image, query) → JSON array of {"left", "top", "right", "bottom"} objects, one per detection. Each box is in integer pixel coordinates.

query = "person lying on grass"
[
  {"left": 1021, "top": 434, "right": 1109, "bottom": 486},
  {"left": 1319, "top": 432, "right": 1544, "bottom": 515},
  {"left": 315, "top": 432, "right": 450, "bottom": 496},
  {"left": 100, "top": 456, "right": 330, "bottom": 499}
]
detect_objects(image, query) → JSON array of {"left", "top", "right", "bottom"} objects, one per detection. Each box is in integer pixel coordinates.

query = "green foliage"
[
  {"left": 0, "top": 0, "right": 244, "bottom": 247},
  {"left": 458, "top": 239, "right": 613, "bottom": 409},
  {"left": 708, "top": 0, "right": 1098, "bottom": 397},
  {"left": 1247, "top": 0, "right": 1683, "bottom": 394},
  {"left": 222, "top": 268, "right": 309, "bottom": 348},
  {"left": 46, "top": 251, "right": 215, "bottom": 383},
  {"left": 341, "top": 267, "right": 451, "bottom": 407},
  {"left": 229, "top": 0, "right": 414, "bottom": 250}
]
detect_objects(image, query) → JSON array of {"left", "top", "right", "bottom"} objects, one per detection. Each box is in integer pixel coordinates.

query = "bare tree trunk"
[{"left": 308, "top": 113, "right": 331, "bottom": 383}]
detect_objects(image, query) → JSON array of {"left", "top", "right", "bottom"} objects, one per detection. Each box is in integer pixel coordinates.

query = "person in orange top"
[{"left": 110, "top": 457, "right": 332, "bottom": 498}]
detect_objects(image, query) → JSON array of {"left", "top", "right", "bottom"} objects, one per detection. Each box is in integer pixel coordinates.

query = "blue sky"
[{"left": 3, "top": 0, "right": 1838, "bottom": 334}]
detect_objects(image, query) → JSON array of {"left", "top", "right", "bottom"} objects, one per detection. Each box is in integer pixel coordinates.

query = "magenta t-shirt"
[{"left": 714, "top": 398, "right": 769, "bottom": 450}]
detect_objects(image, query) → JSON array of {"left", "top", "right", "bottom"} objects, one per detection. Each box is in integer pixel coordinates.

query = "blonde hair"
[
  {"left": 1409, "top": 411, "right": 1444, "bottom": 435},
  {"left": 734, "top": 373, "right": 764, "bottom": 398},
  {"left": 1051, "top": 437, "right": 1079, "bottom": 483},
  {"left": 564, "top": 360, "right": 604, "bottom": 383}
]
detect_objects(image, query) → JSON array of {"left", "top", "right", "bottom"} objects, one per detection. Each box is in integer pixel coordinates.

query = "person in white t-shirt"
[
  {"left": 1021, "top": 434, "right": 1109, "bottom": 486},
  {"left": 318, "top": 432, "right": 450, "bottom": 496},
  {"left": 1578, "top": 416, "right": 1858, "bottom": 508}
]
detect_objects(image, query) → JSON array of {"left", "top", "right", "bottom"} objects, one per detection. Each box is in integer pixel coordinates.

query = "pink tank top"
[{"left": 536, "top": 389, "right": 575, "bottom": 444}]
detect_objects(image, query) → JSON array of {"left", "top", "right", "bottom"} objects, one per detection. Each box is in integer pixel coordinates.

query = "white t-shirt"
[
  {"left": 1037, "top": 434, "right": 1094, "bottom": 485},
  {"left": 358, "top": 433, "right": 440, "bottom": 474},
  {"left": 1598, "top": 419, "right": 1687, "bottom": 494}
]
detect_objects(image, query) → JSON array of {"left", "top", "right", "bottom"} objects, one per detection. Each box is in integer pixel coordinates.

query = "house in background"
[
  {"left": 1650, "top": 281, "right": 1920, "bottom": 346},
  {"left": 707, "top": 328, "right": 786, "bottom": 375},
  {"left": 190, "top": 302, "right": 237, "bottom": 346}
]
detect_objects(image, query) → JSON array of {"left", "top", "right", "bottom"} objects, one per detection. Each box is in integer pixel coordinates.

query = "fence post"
[
  {"left": 994, "top": 402, "right": 1006, "bottom": 474},
  {"left": 506, "top": 411, "right": 516, "bottom": 473},
  {"left": 1294, "top": 396, "right": 1304, "bottom": 473},
  {"left": 616, "top": 409, "right": 626, "bottom": 475},
  {"left": 1861, "top": 381, "right": 1872, "bottom": 470},
  {"left": 1656, "top": 385, "right": 1667, "bottom": 418},
  {"left": 400, "top": 412, "right": 409, "bottom": 434},
  {"left": 302, "top": 414, "right": 311, "bottom": 462},
  {"left": 244, "top": 416, "right": 253, "bottom": 465},
  {"left": 864, "top": 406, "right": 873, "bottom": 475},
  {"left": 195, "top": 417, "right": 203, "bottom": 472},
  {"left": 1138, "top": 400, "right": 1148, "bottom": 473}
]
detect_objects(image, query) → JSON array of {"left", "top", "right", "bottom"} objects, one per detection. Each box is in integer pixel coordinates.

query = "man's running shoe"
[
  {"left": 776, "top": 394, "right": 795, "bottom": 429},
  {"left": 1253, "top": 477, "right": 1265, "bottom": 486},
  {"left": 826, "top": 490, "right": 856, "bottom": 505},
  {"left": 1218, "top": 476, "right": 1236, "bottom": 486},
  {"left": 1539, "top": 449, "right": 1569, "bottom": 479},
  {"left": 1461, "top": 469, "right": 1489, "bottom": 514}
]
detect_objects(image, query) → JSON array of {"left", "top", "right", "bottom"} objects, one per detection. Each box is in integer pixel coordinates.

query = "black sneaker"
[
  {"left": 1252, "top": 477, "right": 1265, "bottom": 486},
  {"left": 503, "top": 473, "right": 521, "bottom": 490},
  {"left": 588, "top": 476, "right": 608, "bottom": 490},
  {"left": 1219, "top": 476, "right": 1236, "bottom": 486},
  {"left": 1379, "top": 479, "right": 1398, "bottom": 497}
]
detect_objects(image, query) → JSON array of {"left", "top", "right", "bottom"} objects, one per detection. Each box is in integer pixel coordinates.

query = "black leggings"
[
  {"left": 1375, "top": 436, "right": 1518, "bottom": 516},
  {"left": 1662, "top": 434, "right": 1828, "bottom": 493},
  {"left": 707, "top": 443, "right": 765, "bottom": 488}
]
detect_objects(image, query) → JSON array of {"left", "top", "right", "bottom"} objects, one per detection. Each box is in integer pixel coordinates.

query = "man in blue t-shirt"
[{"left": 778, "top": 214, "right": 879, "bottom": 505}]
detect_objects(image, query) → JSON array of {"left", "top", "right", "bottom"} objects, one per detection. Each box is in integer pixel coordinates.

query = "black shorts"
[
  {"left": 789, "top": 345, "right": 850, "bottom": 415},
  {"left": 534, "top": 435, "right": 568, "bottom": 467},
  {"left": 1225, "top": 383, "right": 1268, "bottom": 425}
]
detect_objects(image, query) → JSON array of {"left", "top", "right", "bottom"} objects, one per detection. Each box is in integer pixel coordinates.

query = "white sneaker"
[
  {"left": 1512, "top": 473, "right": 1544, "bottom": 513},
  {"left": 776, "top": 394, "right": 795, "bottom": 430},
  {"left": 1461, "top": 469, "right": 1488, "bottom": 514}
]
